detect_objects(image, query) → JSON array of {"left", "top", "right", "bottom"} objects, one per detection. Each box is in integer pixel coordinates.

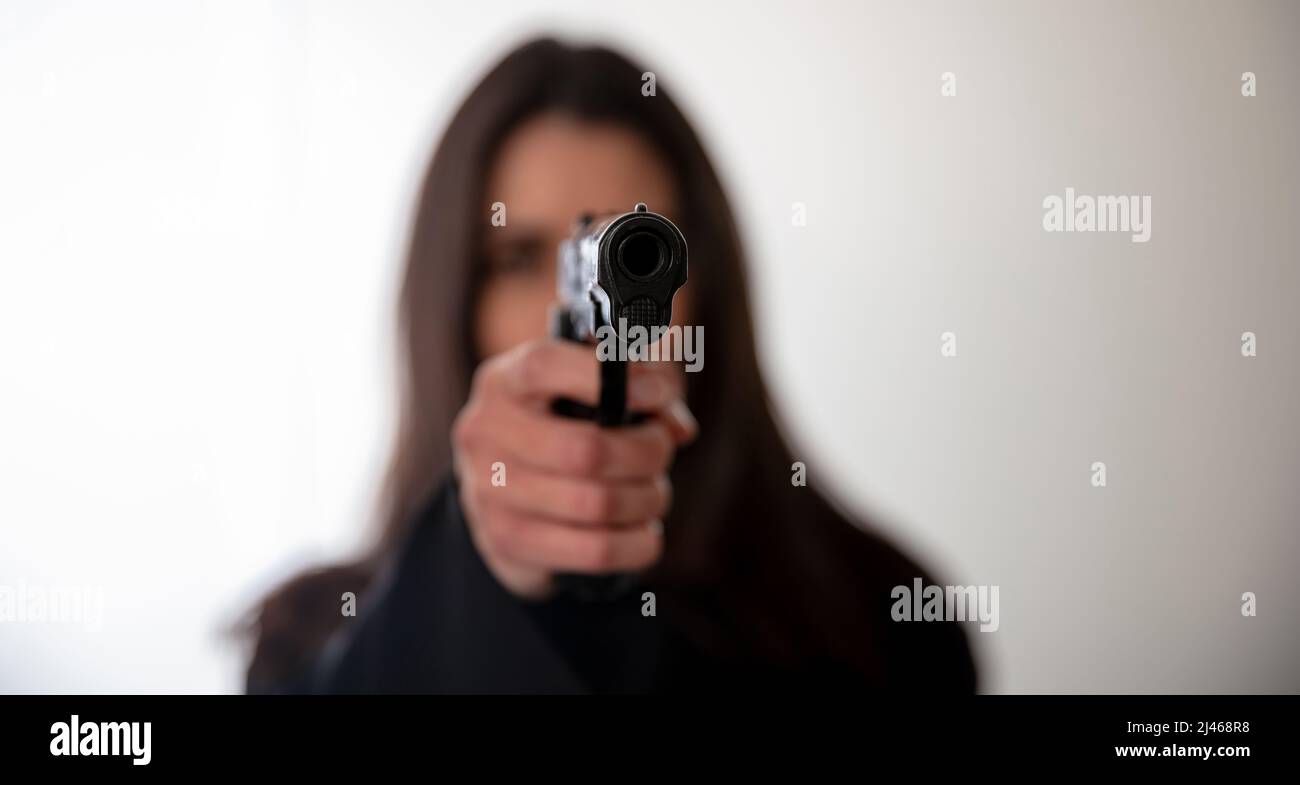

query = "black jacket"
[{"left": 252, "top": 478, "right": 978, "bottom": 694}]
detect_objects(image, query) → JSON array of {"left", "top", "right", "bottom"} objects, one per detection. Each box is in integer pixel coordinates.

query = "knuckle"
[
  {"left": 567, "top": 428, "right": 606, "bottom": 476},
  {"left": 482, "top": 513, "right": 519, "bottom": 562},
  {"left": 471, "top": 478, "right": 498, "bottom": 508},
  {"left": 469, "top": 359, "right": 498, "bottom": 396},
  {"left": 518, "top": 341, "right": 550, "bottom": 391},
  {"left": 457, "top": 476, "right": 479, "bottom": 517},
  {"left": 648, "top": 426, "right": 674, "bottom": 471},
  {"left": 577, "top": 484, "right": 617, "bottom": 522},
  {"left": 652, "top": 476, "right": 672, "bottom": 518},
  {"left": 581, "top": 534, "right": 620, "bottom": 572},
  {"left": 450, "top": 407, "right": 472, "bottom": 449},
  {"left": 451, "top": 405, "right": 484, "bottom": 452},
  {"left": 459, "top": 474, "right": 479, "bottom": 506},
  {"left": 633, "top": 529, "right": 664, "bottom": 569},
  {"left": 648, "top": 363, "right": 683, "bottom": 398}
]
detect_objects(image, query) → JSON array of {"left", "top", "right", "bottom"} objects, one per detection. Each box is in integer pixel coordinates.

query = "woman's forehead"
[{"left": 485, "top": 113, "right": 680, "bottom": 230}]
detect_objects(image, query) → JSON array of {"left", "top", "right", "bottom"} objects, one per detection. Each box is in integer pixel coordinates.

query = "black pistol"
[{"left": 549, "top": 202, "right": 688, "bottom": 601}]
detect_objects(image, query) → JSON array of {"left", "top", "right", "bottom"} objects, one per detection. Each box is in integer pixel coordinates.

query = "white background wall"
[{"left": 2, "top": 0, "right": 1297, "bottom": 693}]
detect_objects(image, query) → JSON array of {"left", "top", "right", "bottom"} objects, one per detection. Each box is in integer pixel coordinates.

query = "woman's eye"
[{"left": 484, "top": 243, "right": 545, "bottom": 275}]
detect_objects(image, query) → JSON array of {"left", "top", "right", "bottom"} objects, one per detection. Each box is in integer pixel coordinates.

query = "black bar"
[{"left": 1, "top": 695, "right": 1289, "bottom": 772}]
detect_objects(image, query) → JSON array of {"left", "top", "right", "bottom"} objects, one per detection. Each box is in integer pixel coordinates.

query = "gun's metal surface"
[{"left": 548, "top": 202, "right": 688, "bottom": 601}]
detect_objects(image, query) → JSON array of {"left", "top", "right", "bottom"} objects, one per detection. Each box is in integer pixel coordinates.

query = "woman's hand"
[{"left": 451, "top": 338, "right": 697, "bottom": 600}]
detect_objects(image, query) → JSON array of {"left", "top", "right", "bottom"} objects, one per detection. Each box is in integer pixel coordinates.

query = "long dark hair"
[{"left": 245, "top": 37, "right": 972, "bottom": 689}]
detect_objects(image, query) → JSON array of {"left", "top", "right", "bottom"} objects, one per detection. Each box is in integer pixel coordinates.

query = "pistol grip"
[{"left": 550, "top": 357, "right": 644, "bottom": 601}]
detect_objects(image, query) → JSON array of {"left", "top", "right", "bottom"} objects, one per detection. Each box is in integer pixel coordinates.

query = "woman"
[{"left": 244, "top": 37, "right": 977, "bottom": 693}]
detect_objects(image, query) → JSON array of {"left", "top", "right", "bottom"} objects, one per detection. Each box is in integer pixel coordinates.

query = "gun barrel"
[
  {"left": 548, "top": 203, "right": 688, "bottom": 602},
  {"left": 554, "top": 202, "right": 688, "bottom": 343}
]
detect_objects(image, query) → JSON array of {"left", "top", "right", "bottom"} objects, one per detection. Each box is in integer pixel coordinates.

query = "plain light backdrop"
[{"left": 2, "top": 0, "right": 1297, "bottom": 693}]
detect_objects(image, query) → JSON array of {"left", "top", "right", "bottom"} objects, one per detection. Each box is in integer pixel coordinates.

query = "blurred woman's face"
[{"left": 475, "top": 112, "right": 686, "bottom": 359}]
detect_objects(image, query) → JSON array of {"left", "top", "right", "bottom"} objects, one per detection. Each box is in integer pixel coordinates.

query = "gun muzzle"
[
  {"left": 554, "top": 202, "right": 688, "bottom": 345},
  {"left": 549, "top": 202, "right": 688, "bottom": 603}
]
